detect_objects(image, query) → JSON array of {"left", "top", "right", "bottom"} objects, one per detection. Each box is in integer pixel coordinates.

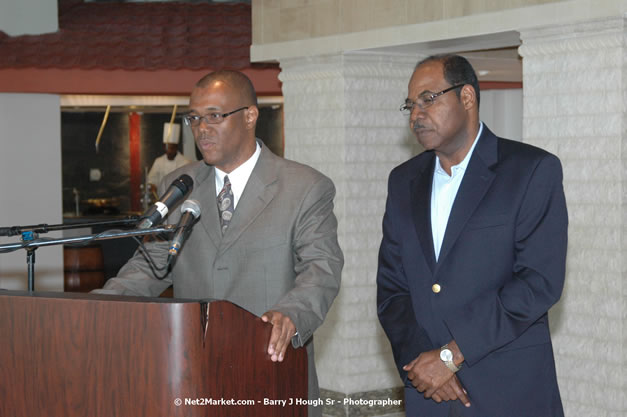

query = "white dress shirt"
[
  {"left": 214, "top": 142, "right": 262, "bottom": 209},
  {"left": 431, "top": 122, "right": 483, "bottom": 261}
]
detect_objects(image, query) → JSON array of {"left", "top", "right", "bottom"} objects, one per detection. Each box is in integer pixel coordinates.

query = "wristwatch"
[{"left": 440, "top": 344, "right": 462, "bottom": 373}]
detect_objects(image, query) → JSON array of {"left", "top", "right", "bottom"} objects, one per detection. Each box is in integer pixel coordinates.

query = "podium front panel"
[{"left": 0, "top": 291, "right": 307, "bottom": 417}]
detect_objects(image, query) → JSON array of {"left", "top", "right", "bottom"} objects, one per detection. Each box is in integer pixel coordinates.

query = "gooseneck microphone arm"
[{"left": 167, "top": 199, "right": 201, "bottom": 266}]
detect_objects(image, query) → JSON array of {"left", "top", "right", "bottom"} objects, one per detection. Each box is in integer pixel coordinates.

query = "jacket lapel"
[
  {"left": 410, "top": 154, "right": 437, "bottom": 273},
  {"left": 195, "top": 164, "right": 223, "bottom": 249},
  {"left": 436, "top": 127, "right": 498, "bottom": 267},
  {"left": 217, "top": 145, "right": 277, "bottom": 254}
]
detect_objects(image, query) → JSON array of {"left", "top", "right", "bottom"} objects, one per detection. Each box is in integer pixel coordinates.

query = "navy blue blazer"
[{"left": 377, "top": 126, "right": 567, "bottom": 417}]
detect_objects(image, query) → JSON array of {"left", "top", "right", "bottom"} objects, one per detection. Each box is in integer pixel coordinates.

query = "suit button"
[{"left": 432, "top": 283, "right": 441, "bottom": 293}]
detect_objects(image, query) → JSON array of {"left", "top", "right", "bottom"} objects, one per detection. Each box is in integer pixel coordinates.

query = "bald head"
[{"left": 195, "top": 70, "right": 258, "bottom": 107}]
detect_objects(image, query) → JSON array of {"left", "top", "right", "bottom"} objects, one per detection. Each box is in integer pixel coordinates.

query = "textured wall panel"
[
  {"left": 279, "top": 53, "right": 419, "bottom": 398},
  {"left": 520, "top": 17, "right": 626, "bottom": 417}
]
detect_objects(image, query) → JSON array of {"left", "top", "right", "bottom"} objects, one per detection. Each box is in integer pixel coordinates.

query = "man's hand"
[
  {"left": 261, "top": 310, "right": 296, "bottom": 362},
  {"left": 403, "top": 349, "right": 453, "bottom": 398},
  {"left": 404, "top": 340, "right": 470, "bottom": 408},
  {"left": 431, "top": 375, "right": 471, "bottom": 407}
]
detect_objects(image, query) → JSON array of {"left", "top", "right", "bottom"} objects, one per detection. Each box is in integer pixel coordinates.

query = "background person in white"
[{"left": 147, "top": 122, "right": 192, "bottom": 193}]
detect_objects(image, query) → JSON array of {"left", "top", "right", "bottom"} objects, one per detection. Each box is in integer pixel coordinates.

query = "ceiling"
[{"left": 362, "top": 31, "right": 522, "bottom": 83}]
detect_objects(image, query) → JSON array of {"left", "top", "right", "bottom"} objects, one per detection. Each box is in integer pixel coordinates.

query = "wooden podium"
[{"left": 0, "top": 290, "right": 307, "bottom": 417}]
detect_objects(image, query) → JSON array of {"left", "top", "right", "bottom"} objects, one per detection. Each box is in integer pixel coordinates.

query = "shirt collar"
[
  {"left": 215, "top": 141, "right": 262, "bottom": 208},
  {"left": 434, "top": 121, "right": 483, "bottom": 177}
]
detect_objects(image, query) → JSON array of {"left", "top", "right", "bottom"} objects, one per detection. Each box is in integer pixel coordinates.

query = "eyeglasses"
[
  {"left": 400, "top": 84, "right": 465, "bottom": 115},
  {"left": 183, "top": 106, "right": 249, "bottom": 126}
]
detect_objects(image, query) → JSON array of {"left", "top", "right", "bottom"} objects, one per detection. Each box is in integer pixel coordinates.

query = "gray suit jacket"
[{"left": 98, "top": 144, "right": 343, "bottom": 414}]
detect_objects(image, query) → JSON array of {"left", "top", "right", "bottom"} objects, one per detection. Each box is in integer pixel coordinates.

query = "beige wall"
[
  {"left": 251, "top": 0, "right": 623, "bottom": 63},
  {"left": 253, "top": 0, "right": 564, "bottom": 44},
  {"left": 0, "top": 93, "right": 64, "bottom": 291},
  {"left": 0, "top": 0, "right": 63, "bottom": 291},
  {"left": 0, "top": 0, "right": 58, "bottom": 36}
]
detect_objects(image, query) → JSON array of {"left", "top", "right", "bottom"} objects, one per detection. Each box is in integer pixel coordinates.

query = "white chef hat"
[{"left": 163, "top": 122, "right": 181, "bottom": 144}]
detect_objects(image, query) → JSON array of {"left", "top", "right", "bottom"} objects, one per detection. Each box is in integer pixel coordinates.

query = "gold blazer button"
[{"left": 432, "top": 283, "right": 441, "bottom": 293}]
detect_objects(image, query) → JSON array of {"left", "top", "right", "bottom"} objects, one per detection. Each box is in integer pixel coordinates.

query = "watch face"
[{"left": 440, "top": 349, "right": 453, "bottom": 362}]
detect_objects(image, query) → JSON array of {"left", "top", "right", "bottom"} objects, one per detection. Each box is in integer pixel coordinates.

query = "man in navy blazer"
[{"left": 377, "top": 54, "right": 568, "bottom": 417}]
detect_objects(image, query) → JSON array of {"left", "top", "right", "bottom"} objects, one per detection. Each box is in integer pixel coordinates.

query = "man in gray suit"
[{"left": 96, "top": 70, "right": 343, "bottom": 416}]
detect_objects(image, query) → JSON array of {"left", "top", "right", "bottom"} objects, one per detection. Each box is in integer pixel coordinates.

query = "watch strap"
[{"left": 440, "top": 344, "right": 462, "bottom": 373}]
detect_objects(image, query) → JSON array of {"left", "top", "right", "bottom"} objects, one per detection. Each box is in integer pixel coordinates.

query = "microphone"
[
  {"left": 168, "top": 199, "right": 201, "bottom": 259},
  {"left": 137, "top": 174, "right": 193, "bottom": 229}
]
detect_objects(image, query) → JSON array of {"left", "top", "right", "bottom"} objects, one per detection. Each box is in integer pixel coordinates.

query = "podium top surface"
[{"left": 0, "top": 289, "right": 208, "bottom": 305}]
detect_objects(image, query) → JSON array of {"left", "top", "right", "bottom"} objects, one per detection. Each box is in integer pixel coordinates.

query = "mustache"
[
  {"left": 411, "top": 122, "right": 426, "bottom": 132},
  {"left": 195, "top": 134, "right": 215, "bottom": 141}
]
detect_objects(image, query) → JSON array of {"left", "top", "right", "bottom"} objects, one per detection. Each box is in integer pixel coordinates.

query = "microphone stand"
[
  {"left": 0, "top": 224, "right": 174, "bottom": 292},
  {"left": 0, "top": 217, "right": 141, "bottom": 237}
]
